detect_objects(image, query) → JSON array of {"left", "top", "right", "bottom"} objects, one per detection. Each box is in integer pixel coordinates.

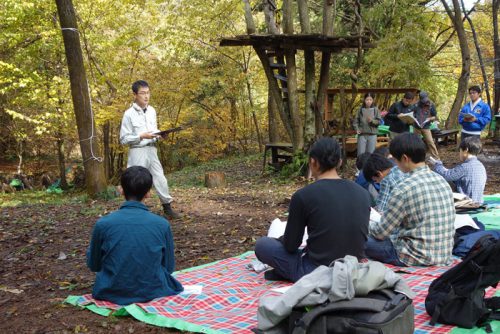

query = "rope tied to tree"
[{"left": 61, "top": 27, "right": 103, "bottom": 164}]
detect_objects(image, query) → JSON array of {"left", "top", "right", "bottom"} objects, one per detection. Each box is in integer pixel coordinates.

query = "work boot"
[{"left": 162, "top": 203, "right": 181, "bottom": 220}]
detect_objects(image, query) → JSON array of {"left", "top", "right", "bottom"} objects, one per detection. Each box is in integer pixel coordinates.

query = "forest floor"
[{"left": 1, "top": 142, "right": 499, "bottom": 334}]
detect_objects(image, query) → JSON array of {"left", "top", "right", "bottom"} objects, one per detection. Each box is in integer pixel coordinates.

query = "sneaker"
[{"left": 162, "top": 203, "right": 182, "bottom": 220}]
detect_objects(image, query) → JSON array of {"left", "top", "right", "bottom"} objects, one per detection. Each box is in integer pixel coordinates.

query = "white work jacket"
[{"left": 120, "top": 103, "right": 160, "bottom": 148}]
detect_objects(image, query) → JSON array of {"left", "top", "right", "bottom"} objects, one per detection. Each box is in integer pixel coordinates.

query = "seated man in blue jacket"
[
  {"left": 459, "top": 85, "right": 491, "bottom": 144},
  {"left": 87, "top": 166, "right": 183, "bottom": 305}
]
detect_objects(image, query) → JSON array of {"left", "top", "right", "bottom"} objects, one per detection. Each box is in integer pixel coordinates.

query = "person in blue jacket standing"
[{"left": 459, "top": 85, "right": 491, "bottom": 143}]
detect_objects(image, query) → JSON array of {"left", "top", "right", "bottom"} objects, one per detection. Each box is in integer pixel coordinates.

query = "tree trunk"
[
  {"left": 298, "top": 0, "right": 316, "bottom": 147},
  {"left": 245, "top": 78, "right": 263, "bottom": 151},
  {"left": 460, "top": 0, "right": 491, "bottom": 108},
  {"left": 263, "top": 0, "right": 280, "bottom": 35},
  {"left": 316, "top": 0, "right": 335, "bottom": 136},
  {"left": 493, "top": 0, "right": 500, "bottom": 138},
  {"left": 268, "top": 92, "right": 280, "bottom": 142},
  {"left": 282, "top": 0, "right": 304, "bottom": 151},
  {"left": 56, "top": 137, "right": 69, "bottom": 189},
  {"left": 55, "top": 0, "right": 107, "bottom": 197},
  {"left": 263, "top": 0, "right": 281, "bottom": 142},
  {"left": 242, "top": 0, "right": 256, "bottom": 34},
  {"left": 285, "top": 50, "right": 304, "bottom": 150},
  {"left": 441, "top": 0, "right": 471, "bottom": 129}
]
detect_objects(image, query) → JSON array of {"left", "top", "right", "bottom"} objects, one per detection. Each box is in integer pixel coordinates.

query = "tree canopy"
[{"left": 0, "top": 0, "right": 497, "bottom": 188}]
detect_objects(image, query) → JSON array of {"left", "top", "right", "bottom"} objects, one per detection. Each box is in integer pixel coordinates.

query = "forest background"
[{"left": 0, "top": 0, "right": 498, "bottom": 193}]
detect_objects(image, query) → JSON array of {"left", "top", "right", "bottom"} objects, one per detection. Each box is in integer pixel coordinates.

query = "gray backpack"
[{"left": 287, "top": 289, "right": 414, "bottom": 334}]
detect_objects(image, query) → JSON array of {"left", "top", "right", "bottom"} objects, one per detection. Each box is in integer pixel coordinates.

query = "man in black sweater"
[
  {"left": 254, "top": 137, "right": 371, "bottom": 282},
  {"left": 384, "top": 92, "right": 415, "bottom": 138}
]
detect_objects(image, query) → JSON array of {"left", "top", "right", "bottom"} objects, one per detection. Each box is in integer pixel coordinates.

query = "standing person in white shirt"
[{"left": 120, "top": 80, "right": 181, "bottom": 220}]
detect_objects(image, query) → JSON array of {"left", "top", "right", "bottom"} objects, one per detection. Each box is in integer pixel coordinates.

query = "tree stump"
[{"left": 204, "top": 172, "right": 226, "bottom": 188}]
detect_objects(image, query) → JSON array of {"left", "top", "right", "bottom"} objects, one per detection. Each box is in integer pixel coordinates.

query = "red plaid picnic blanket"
[{"left": 66, "top": 252, "right": 499, "bottom": 334}]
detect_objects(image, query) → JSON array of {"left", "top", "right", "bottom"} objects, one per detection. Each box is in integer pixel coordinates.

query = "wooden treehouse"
[{"left": 220, "top": 33, "right": 374, "bottom": 166}]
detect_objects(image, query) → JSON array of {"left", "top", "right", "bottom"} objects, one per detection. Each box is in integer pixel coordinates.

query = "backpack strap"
[{"left": 291, "top": 297, "right": 392, "bottom": 334}]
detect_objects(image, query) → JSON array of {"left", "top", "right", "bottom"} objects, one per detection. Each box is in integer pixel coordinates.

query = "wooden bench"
[
  {"left": 432, "top": 129, "right": 459, "bottom": 146},
  {"left": 342, "top": 136, "right": 390, "bottom": 154},
  {"left": 262, "top": 142, "right": 294, "bottom": 171}
]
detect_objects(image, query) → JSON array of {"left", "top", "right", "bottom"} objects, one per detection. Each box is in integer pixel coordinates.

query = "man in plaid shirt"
[
  {"left": 431, "top": 136, "right": 486, "bottom": 204},
  {"left": 365, "top": 133, "right": 455, "bottom": 266}
]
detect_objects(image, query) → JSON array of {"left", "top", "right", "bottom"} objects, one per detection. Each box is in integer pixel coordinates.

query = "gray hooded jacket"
[{"left": 257, "top": 255, "right": 415, "bottom": 334}]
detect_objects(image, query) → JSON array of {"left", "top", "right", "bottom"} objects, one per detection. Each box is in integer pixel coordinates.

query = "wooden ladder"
[{"left": 266, "top": 50, "right": 288, "bottom": 102}]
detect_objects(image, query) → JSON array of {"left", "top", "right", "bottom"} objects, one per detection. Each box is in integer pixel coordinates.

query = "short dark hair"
[
  {"left": 363, "top": 154, "right": 394, "bottom": 181},
  {"left": 132, "top": 80, "right": 149, "bottom": 94},
  {"left": 389, "top": 133, "right": 426, "bottom": 163},
  {"left": 469, "top": 85, "right": 482, "bottom": 94},
  {"left": 373, "top": 146, "right": 390, "bottom": 158},
  {"left": 121, "top": 166, "right": 153, "bottom": 201},
  {"left": 460, "top": 136, "right": 482, "bottom": 155},
  {"left": 356, "top": 152, "right": 372, "bottom": 170},
  {"left": 403, "top": 92, "right": 415, "bottom": 100},
  {"left": 309, "top": 137, "right": 342, "bottom": 173}
]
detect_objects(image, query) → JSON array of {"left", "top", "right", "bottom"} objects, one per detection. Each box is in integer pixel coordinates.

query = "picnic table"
[{"left": 432, "top": 129, "right": 459, "bottom": 146}]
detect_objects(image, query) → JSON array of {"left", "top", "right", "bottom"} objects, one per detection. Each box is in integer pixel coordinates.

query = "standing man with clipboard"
[{"left": 120, "top": 80, "right": 181, "bottom": 220}]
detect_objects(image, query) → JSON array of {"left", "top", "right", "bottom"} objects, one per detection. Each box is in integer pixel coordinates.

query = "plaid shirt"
[
  {"left": 376, "top": 166, "right": 407, "bottom": 214},
  {"left": 433, "top": 157, "right": 487, "bottom": 204},
  {"left": 370, "top": 166, "right": 455, "bottom": 266}
]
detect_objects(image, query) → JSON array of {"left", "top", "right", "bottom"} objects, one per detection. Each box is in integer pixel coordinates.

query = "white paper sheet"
[{"left": 180, "top": 285, "right": 203, "bottom": 295}]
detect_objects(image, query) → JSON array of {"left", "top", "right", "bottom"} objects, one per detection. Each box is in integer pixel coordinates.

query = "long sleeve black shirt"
[{"left": 283, "top": 179, "right": 371, "bottom": 266}]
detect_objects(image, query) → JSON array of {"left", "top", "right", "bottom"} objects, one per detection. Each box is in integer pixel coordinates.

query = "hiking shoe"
[
  {"left": 162, "top": 203, "right": 182, "bottom": 220},
  {"left": 264, "top": 269, "right": 285, "bottom": 281}
]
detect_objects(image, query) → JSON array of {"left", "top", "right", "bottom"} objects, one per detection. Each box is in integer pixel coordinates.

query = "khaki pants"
[{"left": 413, "top": 128, "right": 440, "bottom": 160}]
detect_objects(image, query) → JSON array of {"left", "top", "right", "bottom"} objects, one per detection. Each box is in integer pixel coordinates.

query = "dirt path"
[{"left": 0, "top": 144, "right": 499, "bottom": 333}]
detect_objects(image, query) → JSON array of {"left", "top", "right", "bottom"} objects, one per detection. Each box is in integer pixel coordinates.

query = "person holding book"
[
  {"left": 353, "top": 92, "right": 382, "bottom": 156},
  {"left": 408, "top": 95, "right": 440, "bottom": 159},
  {"left": 430, "top": 136, "right": 487, "bottom": 204},
  {"left": 365, "top": 133, "right": 455, "bottom": 266},
  {"left": 254, "top": 137, "right": 371, "bottom": 282},
  {"left": 120, "top": 80, "right": 180, "bottom": 219},
  {"left": 384, "top": 92, "right": 414, "bottom": 138},
  {"left": 459, "top": 85, "right": 492, "bottom": 144},
  {"left": 87, "top": 166, "right": 183, "bottom": 305}
]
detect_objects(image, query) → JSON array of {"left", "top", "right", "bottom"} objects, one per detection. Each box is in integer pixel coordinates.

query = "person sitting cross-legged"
[
  {"left": 363, "top": 153, "right": 407, "bottom": 214},
  {"left": 365, "top": 133, "right": 456, "bottom": 266},
  {"left": 254, "top": 137, "right": 371, "bottom": 282},
  {"left": 430, "top": 136, "right": 487, "bottom": 204},
  {"left": 87, "top": 166, "right": 183, "bottom": 305}
]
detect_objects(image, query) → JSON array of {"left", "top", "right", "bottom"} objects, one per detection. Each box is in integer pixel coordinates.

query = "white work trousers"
[{"left": 127, "top": 146, "right": 172, "bottom": 204}]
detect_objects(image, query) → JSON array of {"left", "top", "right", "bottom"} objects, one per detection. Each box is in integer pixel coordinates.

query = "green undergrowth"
[{"left": 0, "top": 186, "right": 121, "bottom": 208}]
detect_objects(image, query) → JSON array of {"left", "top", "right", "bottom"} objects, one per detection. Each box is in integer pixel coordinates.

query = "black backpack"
[
  {"left": 425, "top": 235, "right": 500, "bottom": 328},
  {"left": 286, "top": 289, "right": 414, "bottom": 334}
]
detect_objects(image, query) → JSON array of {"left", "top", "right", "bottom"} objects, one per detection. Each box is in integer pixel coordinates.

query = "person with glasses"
[
  {"left": 459, "top": 86, "right": 491, "bottom": 144},
  {"left": 120, "top": 80, "right": 181, "bottom": 220}
]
